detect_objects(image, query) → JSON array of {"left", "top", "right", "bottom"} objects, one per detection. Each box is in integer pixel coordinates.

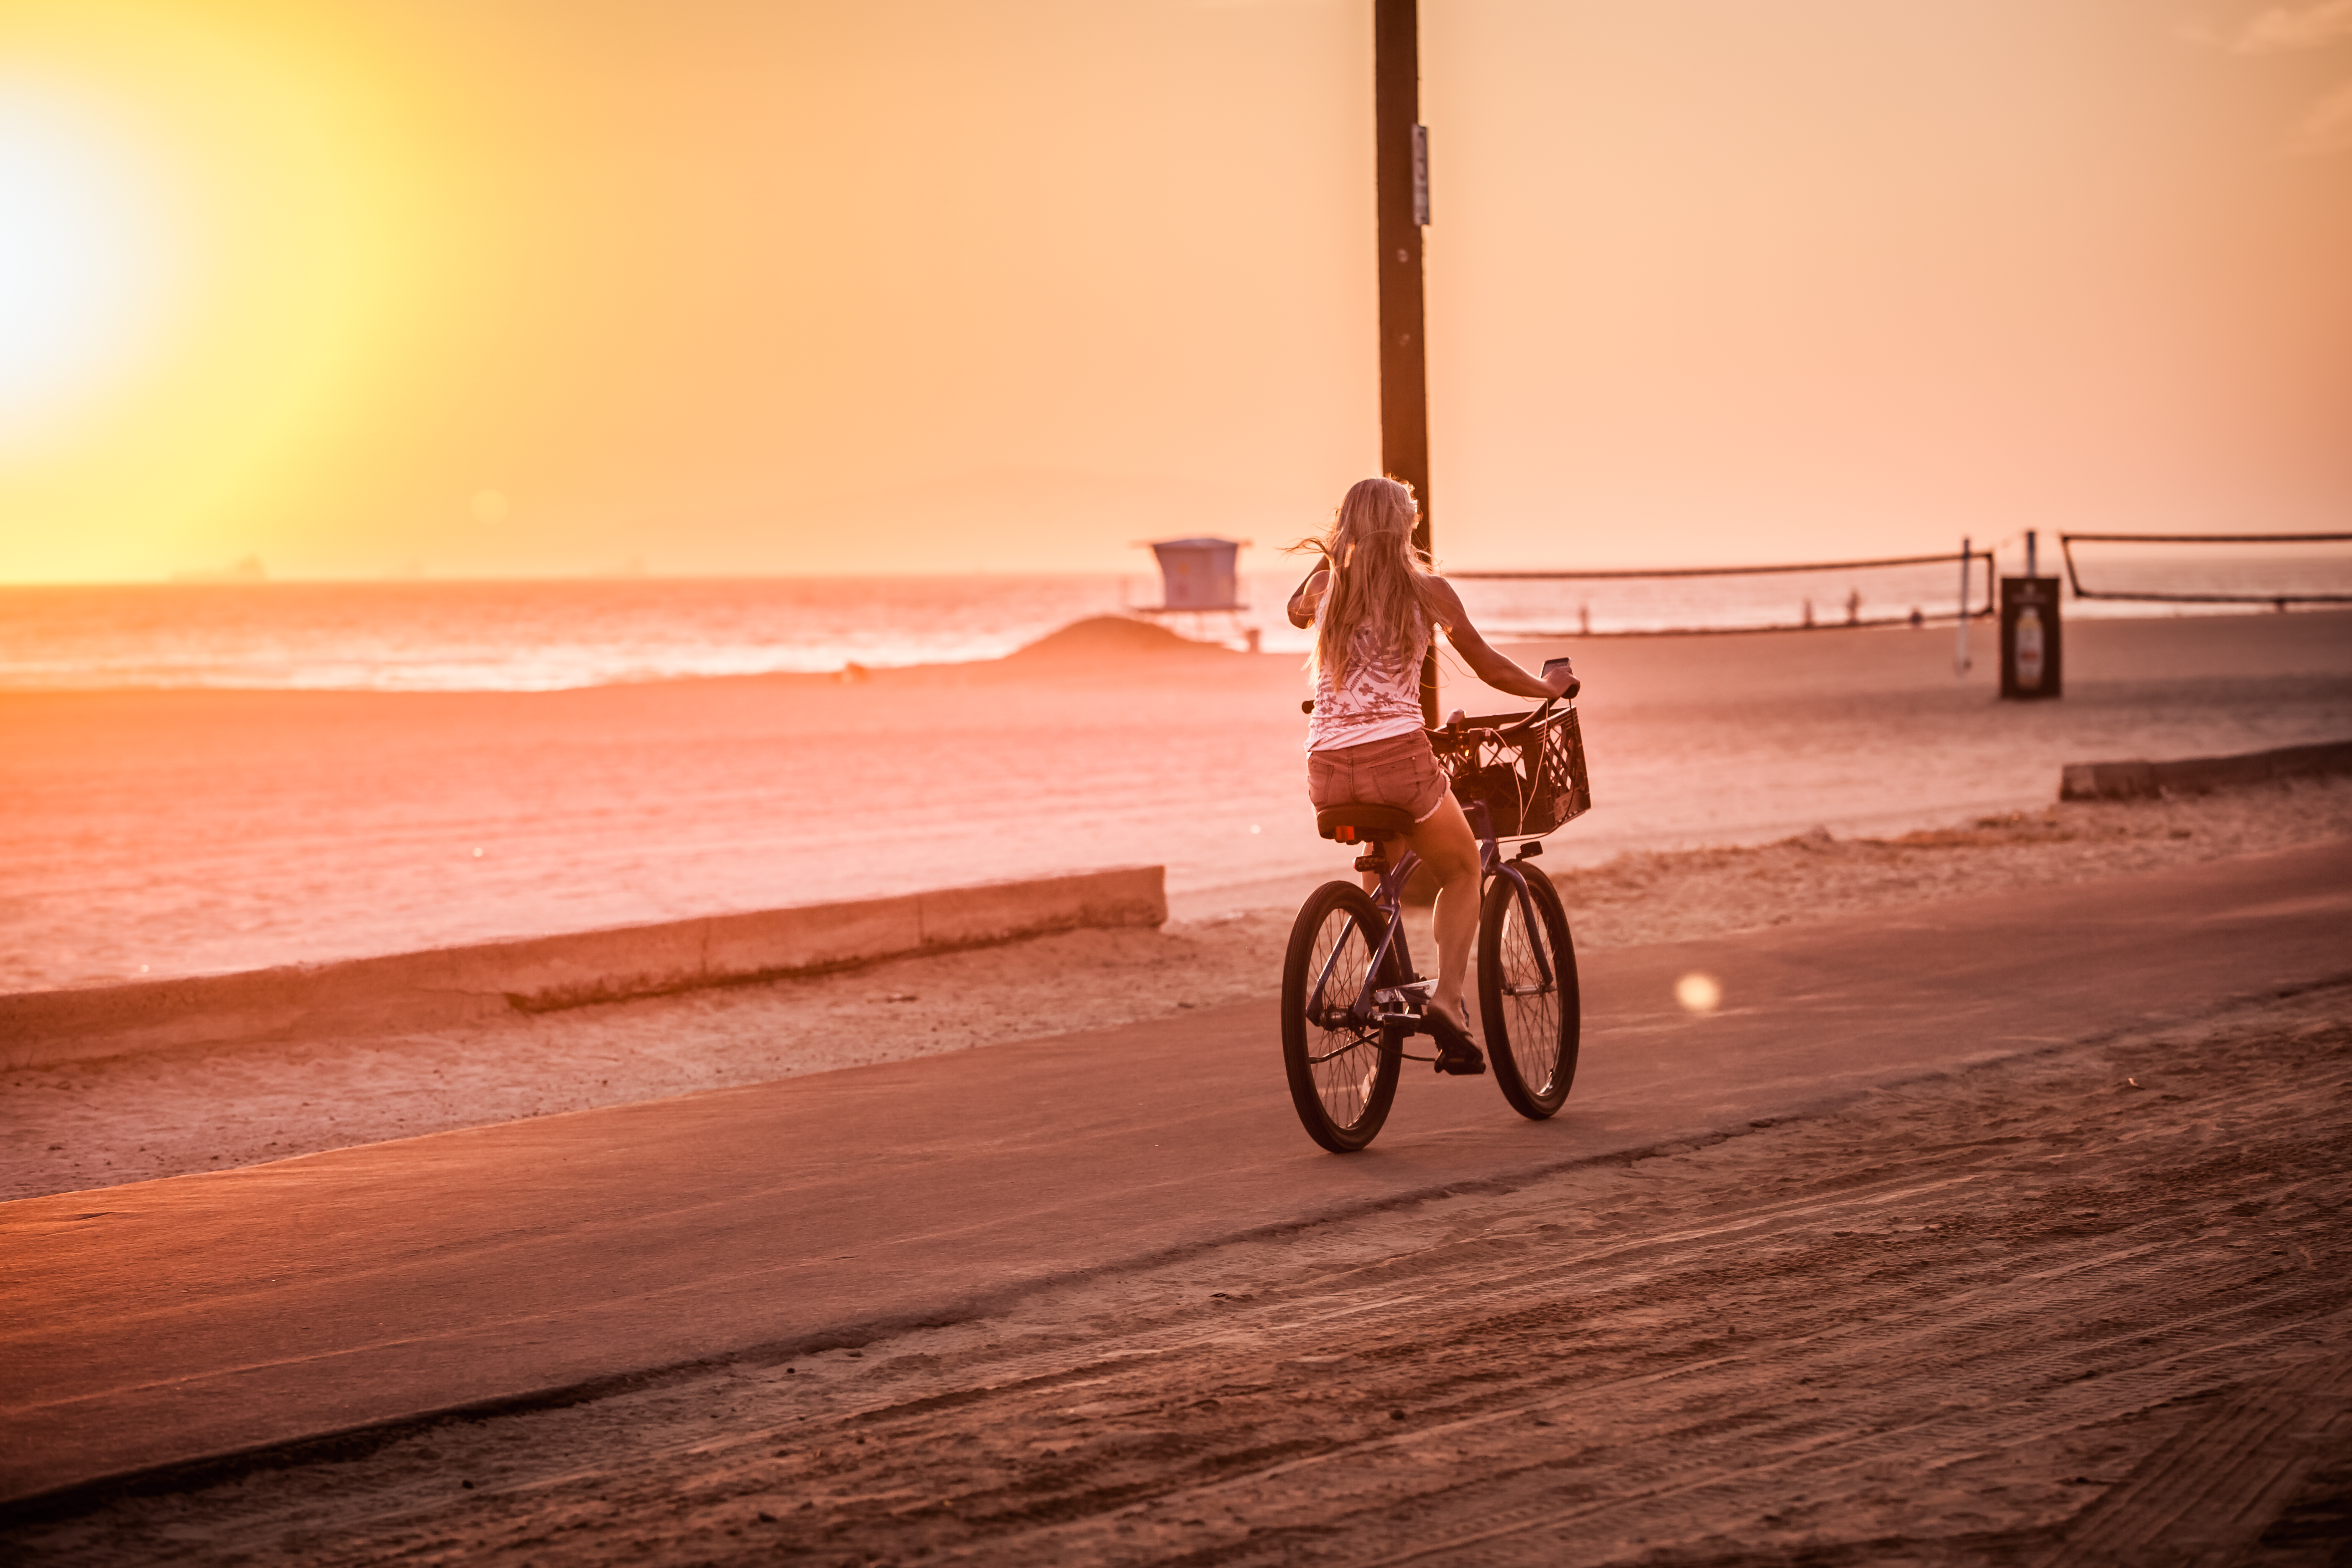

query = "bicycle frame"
[{"left": 1301, "top": 796, "right": 1553, "bottom": 1062}]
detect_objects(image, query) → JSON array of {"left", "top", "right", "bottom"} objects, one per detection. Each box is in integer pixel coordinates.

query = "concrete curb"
[
  {"left": 0, "top": 866, "right": 1165, "bottom": 1071},
  {"left": 2058, "top": 739, "right": 2352, "bottom": 802}
]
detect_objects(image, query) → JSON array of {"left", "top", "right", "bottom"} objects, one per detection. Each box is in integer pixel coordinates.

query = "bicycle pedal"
[
  {"left": 1433, "top": 1042, "right": 1488, "bottom": 1076},
  {"left": 1424, "top": 1008, "right": 1486, "bottom": 1075}
]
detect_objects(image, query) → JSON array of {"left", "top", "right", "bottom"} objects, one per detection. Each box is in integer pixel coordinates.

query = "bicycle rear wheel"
[
  {"left": 1281, "top": 881, "right": 1403, "bottom": 1153},
  {"left": 1478, "top": 865, "right": 1580, "bottom": 1119}
]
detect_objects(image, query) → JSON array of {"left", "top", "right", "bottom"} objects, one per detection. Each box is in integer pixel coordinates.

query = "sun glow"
[
  {"left": 0, "top": 81, "right": 180, "bottom": 454},
  {"left": 0, "top": 1, "right": 436, "bottom": 580}
]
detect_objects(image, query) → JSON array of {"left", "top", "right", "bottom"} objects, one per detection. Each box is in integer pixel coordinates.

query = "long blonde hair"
[{"left": 1291, "top": 476, "right": 1435, "bottom": 686}]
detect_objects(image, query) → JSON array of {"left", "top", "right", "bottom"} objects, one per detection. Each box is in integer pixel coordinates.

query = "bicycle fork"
[{"left": 1470, "top": 799, "right": 1558, "bottom": 999}]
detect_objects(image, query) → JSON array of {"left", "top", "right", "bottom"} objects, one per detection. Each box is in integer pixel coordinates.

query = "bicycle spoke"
[
  {"left": 1306, "top": 1036, "right": 1376, "bottom": 1068},
  {"left": 1282, "top": 882, "right": 1403, "bottom": 1151},
  {"left": 1303, "top": 913, "right": 1359, "bottom": 1020},
  {"left": 1478, "top": 866, "right": 1579, "bottom": 1120}
]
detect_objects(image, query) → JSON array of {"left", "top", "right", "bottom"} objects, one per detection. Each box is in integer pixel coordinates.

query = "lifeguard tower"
[{"left": 1130, "top": 536, "right": 1257, "bottom": 648}]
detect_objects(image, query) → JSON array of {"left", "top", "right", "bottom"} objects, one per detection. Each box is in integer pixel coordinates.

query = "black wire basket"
[{"left": 1437, "top": 705, "right": 1592, "bottom": 838}]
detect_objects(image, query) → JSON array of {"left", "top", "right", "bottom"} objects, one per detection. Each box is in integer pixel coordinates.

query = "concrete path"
[{"left": 5, "top": 843, "right": 2348, "bottom": 1509}]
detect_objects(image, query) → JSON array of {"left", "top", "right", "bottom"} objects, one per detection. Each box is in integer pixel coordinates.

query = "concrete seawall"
[
  {"left": 0, "top": 866, "right": 1164, "bottom": 1071},
  {"left": 2060, "top": 739, "right": 2352, "bottom": 802}
]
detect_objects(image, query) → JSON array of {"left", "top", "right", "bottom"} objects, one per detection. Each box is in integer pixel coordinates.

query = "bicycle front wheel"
[
  {"left": 1478, "top": 865, "right": 1580, "bottom": 1119},
  {"left": 1280, "top": 881, "right": 1403, "bottom": 1153}
]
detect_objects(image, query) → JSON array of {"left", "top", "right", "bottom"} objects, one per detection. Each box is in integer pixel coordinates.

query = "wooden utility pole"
[{"left": 1373, "top": 0, "right": 1437, "bottom": 725}]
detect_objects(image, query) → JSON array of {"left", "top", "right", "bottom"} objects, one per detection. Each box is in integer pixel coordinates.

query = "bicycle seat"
[{"left": 1316, "top": 804, "right": 1416, "bottom": 843}]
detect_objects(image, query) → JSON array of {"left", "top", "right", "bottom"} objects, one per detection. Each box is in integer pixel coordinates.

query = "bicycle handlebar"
[
  {"left": 1492, "top": 691, "right": 1564, "bottom": 736},
  {"left": 1438, "top": 687, "right": 1574, "bottom": 743},
  {"left": 1298, "top": 688, "right": 1578, "bottom": 734}
]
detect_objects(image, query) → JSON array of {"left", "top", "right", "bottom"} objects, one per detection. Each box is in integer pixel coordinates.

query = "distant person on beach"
[{"left": 1287, "top": 476, "right": 1578, "bottom": 1075}]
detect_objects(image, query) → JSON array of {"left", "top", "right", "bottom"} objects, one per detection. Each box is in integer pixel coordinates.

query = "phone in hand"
[{"left": 1541, "top": 655, "right": 1580, "bottom": 700}]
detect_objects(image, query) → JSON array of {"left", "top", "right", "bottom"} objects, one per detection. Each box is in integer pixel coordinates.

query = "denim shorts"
[{"left": 1306, "top": 729, "right": 1451, "bottom": 822}]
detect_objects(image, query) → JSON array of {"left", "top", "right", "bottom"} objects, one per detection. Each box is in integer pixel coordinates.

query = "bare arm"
[
  {"left": 1424, "top": 577, "right": 1578, "bottom": 701},
  {"left": 1286, "top": 565, "right": 1330, "bottom": 630}
]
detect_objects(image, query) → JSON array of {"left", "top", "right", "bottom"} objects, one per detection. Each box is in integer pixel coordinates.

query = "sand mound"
[{"left": 1008, "top": 616, "right": 1235, "bottom": 661}]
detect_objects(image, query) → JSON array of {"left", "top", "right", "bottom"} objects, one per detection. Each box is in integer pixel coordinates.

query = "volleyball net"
[
  {"left": 2058, "top": 532, "right": 2352, "bottom": 608},
  {"left": 1447, "top": 549, "right": 1996, "bottom": 639}
]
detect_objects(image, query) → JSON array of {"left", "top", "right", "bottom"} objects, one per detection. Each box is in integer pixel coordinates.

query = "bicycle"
[{"left": 1280, "top": 696, "right": 1591, "bottom": 1153}]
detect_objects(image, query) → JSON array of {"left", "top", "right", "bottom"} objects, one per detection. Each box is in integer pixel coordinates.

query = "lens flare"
[{"left": 1675, "top": 972, "right": 1723, "bottom": 1014}]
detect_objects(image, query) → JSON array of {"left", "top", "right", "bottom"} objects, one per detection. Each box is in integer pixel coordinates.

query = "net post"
[{"left": 1955, "top": 539, "right": 1972, "bottom": 677}]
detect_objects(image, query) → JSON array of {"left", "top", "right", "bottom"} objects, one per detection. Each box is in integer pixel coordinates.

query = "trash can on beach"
[{"left": 1999, "top": 576, "right": 2062, "bottom": 699}]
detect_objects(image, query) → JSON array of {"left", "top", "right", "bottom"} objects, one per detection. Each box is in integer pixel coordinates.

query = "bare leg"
[{"left": 1398, "top": 796, "right": 1482, "bottom": 1032}]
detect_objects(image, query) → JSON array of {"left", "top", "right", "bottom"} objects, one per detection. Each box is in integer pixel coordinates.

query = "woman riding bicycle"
[{"left": 1288, "top": 476, "right": 1578, "bottom": 1075}]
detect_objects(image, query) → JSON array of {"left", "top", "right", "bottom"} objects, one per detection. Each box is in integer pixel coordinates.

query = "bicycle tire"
[
  {"left": 1477, "top": 864, "right": 1580, "bottom": 1119},
  {"left": 1280, "top": 881, "right": 1404, "bottom": 1152}
]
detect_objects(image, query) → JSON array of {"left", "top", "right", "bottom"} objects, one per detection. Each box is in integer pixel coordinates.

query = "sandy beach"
[
  {"left": 9, "top": 956, "right": 2346, "bottom": 1565},
  {"left": 3, "top": 610, "right": 2347, "bottom": 994},
  {"left": 4, "top": 609, "right": 2349, "bottom": 1566}
]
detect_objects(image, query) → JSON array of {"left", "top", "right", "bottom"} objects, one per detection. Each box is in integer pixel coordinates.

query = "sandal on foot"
[{"left": 1426, "top": 1008, "right": 1486, "bottom": 1075}]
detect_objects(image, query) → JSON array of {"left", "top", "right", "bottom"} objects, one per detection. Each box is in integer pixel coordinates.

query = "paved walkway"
[{"left": 5, "top": 843, "right": 2347, "bottom": 1509}]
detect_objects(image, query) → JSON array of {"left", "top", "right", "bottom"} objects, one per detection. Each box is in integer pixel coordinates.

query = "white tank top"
[{"left": 1305, "top": 611, "right": 1431, "bottom": 752}]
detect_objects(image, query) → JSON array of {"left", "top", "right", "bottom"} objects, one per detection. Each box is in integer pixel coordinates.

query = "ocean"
[{"left": 3, "top": 549, "right": 2346, "bottom": 693}]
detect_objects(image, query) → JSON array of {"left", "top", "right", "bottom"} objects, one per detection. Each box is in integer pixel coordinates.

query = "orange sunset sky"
[{"left": 2, "top": 0, "right": 2348, "bottom": 582}]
